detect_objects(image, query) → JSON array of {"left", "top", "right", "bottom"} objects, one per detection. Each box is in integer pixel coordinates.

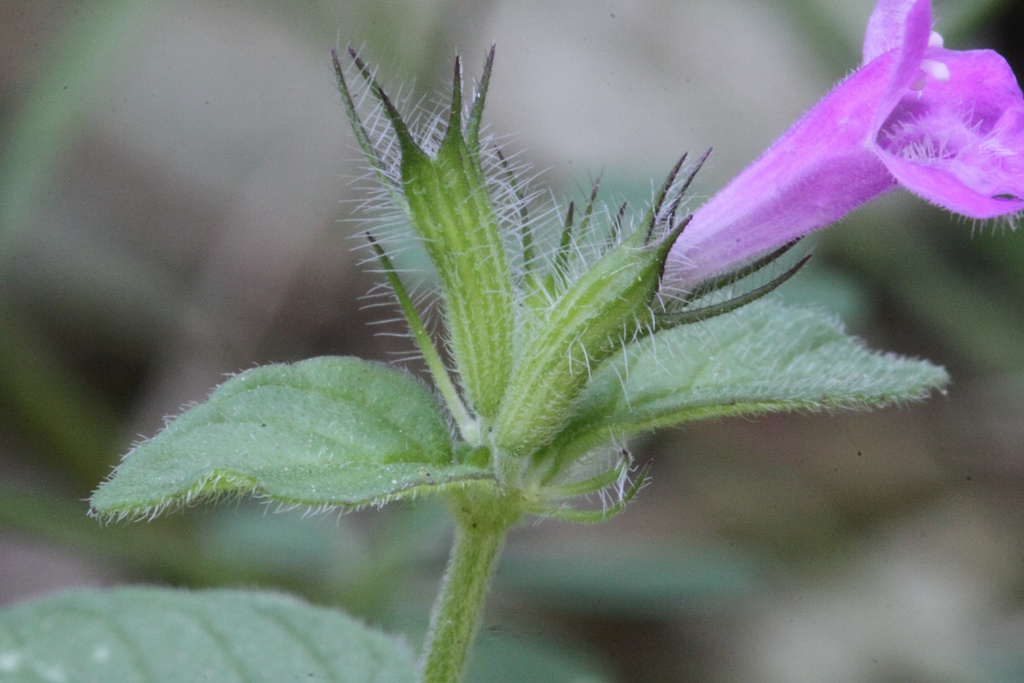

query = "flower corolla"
[{"left": 669, "top": 0, "right": 1024, "bottom": 286}]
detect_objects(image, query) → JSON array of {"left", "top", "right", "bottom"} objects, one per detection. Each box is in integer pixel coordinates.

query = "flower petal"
[
  {"left": 871, "top": 0, "right": 933, "bottom": 123},
  {"left": 875, "top": 48, "right": 1024, "bottom": 217},
  {"left": 668, "top": 0, "right": 1023, "bottom": 289},
  {"left": 863, "top": 0, "right": 927, "bottom": 63},
  {"left": 668, "top": 57, "right": 897, "bottom": 285}
]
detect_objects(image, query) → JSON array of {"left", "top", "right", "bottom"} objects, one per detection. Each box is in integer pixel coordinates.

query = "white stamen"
[
  {"left": 928, "top": 31, "right": 944, "bottom": 48},
  {"left": 921, "top": 59, "right": 951, "bottom": 82}
]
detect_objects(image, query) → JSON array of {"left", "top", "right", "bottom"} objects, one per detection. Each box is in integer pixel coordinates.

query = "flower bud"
[{"left": 493, "top": 219, "right": 681, "bottom": 467}]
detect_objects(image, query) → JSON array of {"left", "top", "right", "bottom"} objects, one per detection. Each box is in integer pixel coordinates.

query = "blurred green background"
[{"left": 2, "top": 1, "right": 1024, "bottom": 681}]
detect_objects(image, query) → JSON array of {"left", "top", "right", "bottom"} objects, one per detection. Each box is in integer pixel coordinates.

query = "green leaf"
[
  {"left": 91, "top": 357, "right": 490, "bottom": 518},
  {"left": 546, "top": 300, "right": 949, "bottom": 464},
  {"left": 0, "top": 587, "right": 415, "bottom": 683}
]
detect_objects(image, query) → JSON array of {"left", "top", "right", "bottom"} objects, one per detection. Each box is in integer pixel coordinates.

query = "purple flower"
[{"left": 668, "top": 0, "right": 1024, "bottom": 287}]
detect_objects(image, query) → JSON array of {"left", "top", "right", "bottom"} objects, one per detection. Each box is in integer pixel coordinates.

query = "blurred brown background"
[{"left": 2, "top": 1, "right": 1024, "bottom": 681}]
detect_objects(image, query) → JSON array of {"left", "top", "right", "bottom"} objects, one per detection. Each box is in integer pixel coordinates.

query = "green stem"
[{"left": 419, "top": 489, "right": 519, "bottom": 683}]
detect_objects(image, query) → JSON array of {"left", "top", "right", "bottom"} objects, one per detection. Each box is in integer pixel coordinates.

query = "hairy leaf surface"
[
  {"left": 91, "top": 357, "right": 489, "bottom": 518},
  {"left": 0, "top": 588, "right": 414, "bottom": 683},
  {"left": 549, "top": 300, "right": 949, "bottom": 460}
]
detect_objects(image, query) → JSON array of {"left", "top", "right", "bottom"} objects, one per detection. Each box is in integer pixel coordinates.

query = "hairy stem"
[{"left": 419, "top": 488, "right": 519, "bottom": 683}]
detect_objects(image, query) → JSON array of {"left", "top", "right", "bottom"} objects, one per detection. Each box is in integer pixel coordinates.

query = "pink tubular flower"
[{"left": 668, "top": 0, "right": 1024, "bottom": 287}]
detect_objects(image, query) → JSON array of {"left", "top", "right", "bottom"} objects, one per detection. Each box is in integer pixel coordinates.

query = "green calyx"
[
  {"left": 336, "top": 48, "right": 698, "bottom": 508},
  {"left": 338, "top": 47, "right": 515, "bottom": 421},
  {"left": 492, "top": 218, "right": 683, "bottom": 468},
  {"left": 490, "top": 155, "right": 697, "bottom": 483}
]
